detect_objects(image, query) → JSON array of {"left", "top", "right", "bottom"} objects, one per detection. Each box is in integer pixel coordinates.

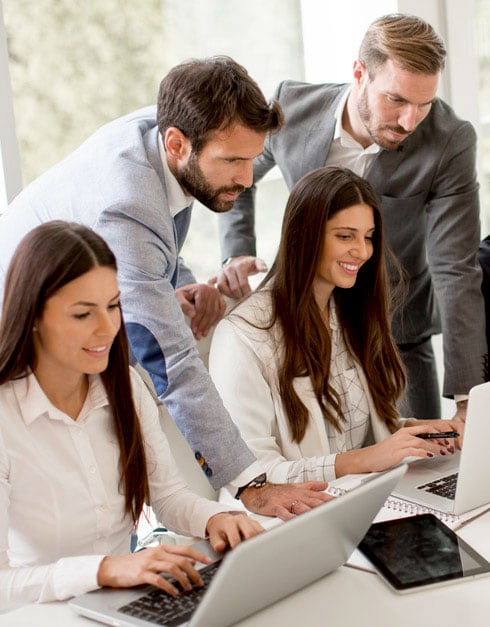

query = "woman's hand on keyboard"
[
  {"left": 206, "top": 512, "right": 264, "bottom": 552},
  {"left": 96, "top": 544, "right": 212, "bottom": 595}
]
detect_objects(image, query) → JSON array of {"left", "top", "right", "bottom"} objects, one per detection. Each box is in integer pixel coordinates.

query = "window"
[
  {"left": 2, "top": 0, "right": 400, "bottom": 278},
  {"left": 0, "top": 3, "right": 21, "bottom": 211}
]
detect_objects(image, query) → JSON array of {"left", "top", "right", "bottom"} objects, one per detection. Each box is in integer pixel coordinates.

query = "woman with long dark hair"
[
  {"left": 210, "top": 167, "right": 462, "bottom": 511},
  {"left": 0, "top": 221, "right": 261, "bottom": 608}
]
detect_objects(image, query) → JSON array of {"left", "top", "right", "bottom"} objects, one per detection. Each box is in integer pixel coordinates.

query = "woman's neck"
[
  {"left": 313, "top": 282, "right": 332, "bottom": 320},
  {"left": 32, "top": 367, "right": 89, "bottom": 420}
]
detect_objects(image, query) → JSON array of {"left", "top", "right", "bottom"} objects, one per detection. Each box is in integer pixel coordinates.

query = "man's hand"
[
  {"left": 453, "top": 399, "right": 468, "bottom": 424},
  {"left": 209, "top": 256, "right": 268, "bottom": 299},
  {"left": 175, "top": 283, "right": 226, "bottom": 339},
  {"left": 239, "top": 481, "right": 333, "bottom": 521}
]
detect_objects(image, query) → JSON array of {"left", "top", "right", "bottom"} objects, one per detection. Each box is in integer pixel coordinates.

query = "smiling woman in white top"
[
  {"left": 0, "top": 221, "right": 262, "bottom": 610},
  {"left": 209, "top": 167, "right": 463, "bottom": 514}
]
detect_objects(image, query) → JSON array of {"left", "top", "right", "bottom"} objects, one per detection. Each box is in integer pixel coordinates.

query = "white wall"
[{"left": 300, "top": 0, "right": 397, "bottom": 83}]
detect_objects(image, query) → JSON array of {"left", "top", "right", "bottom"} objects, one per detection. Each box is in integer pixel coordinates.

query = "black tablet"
[{"left": 358, "top": 514, "right": 490, "bottom": 593}]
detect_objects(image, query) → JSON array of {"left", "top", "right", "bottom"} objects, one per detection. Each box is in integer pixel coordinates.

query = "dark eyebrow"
[
  {"left": 69, "top": 291, "right": 121, "bottom": 308},
  {"left": 223, "top": 155, "right": 258, "bottom": 162},
  {"left": 331, "top": 226, "right": 375, "bottom": 233},
  {"left": 70, "top": 301, "right": 96, "bottom": 307}
]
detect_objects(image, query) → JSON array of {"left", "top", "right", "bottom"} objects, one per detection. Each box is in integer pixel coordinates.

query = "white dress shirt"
[
  {"left": 325, "top": 86, "right": 381, "bottom": 177},
  {"left": 0, "top": 368, "right": 230, "bottom": 608},
  {"left": 158, "top": 132, "right": 193, "bottom": 219}
]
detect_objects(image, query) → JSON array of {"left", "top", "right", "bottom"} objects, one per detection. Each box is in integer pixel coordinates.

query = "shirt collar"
[
  {"left": 15, "top": 372, "right": 110, "bottom": 426},
  {"left": 158, "top": 132, "right": 194, "bottom": 218},
  {"left": 333, "top": 86, "right": 351, "bottom": 141},
  {"left": 333, "top": 86, "right": 381, "bottom": 155}
]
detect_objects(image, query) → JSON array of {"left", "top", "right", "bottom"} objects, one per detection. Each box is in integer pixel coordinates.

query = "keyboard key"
[
  {"left": 118, "top": 561, "right": 221, "bottom": 626},
  {"left": 416, "top": 473, "right": 458, "bottom": 500}
]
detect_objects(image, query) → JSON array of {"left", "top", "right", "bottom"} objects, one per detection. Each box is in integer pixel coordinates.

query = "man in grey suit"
[
  {"left": 217, "top": 14, "right": 486, "bottom": 422},
  {"left": 0, "top": 57, "right": 331, "bottom": 519}
]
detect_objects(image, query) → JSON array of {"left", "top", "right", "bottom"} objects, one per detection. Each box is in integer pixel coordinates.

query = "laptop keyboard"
[
  {"left": 118, "top": 560, "right": 221, "bottom": 627},
  {"left": 417, "top": 472, "right": 458, "bottom": 500}
]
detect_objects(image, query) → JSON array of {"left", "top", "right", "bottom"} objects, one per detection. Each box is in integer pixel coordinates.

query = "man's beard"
[
  {"left": 178, "top": 153, "right": 245, "bottom": 213},
  {"left": 357, "top": 87, "right": 410, "bottom": 151}
]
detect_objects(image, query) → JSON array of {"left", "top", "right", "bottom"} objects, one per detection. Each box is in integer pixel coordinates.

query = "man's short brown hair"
[
  {"left": 359, "top": 13, "right": 446, "bottom": 77},
  {"left": 157, "top": 56, "right": 283, "bottom": 153}
]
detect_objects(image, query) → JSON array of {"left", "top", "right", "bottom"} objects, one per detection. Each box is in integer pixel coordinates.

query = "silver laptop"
[
  {"left": 392, "top": 381, "right": 490, "bottom": 515},
  {"left": 69, "top": 464, "right": 406, "bottom": 627}
]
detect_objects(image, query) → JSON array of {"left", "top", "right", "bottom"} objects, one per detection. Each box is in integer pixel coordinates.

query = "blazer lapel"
[
  {"left": 301, "top": 117, "right": 336, "bottom": 174},
  {"left": 297, "top": 87, "right": 348, "bottom": 178},
  {"left": 366, "top": 144, "right": 408, "bottom": 190}
]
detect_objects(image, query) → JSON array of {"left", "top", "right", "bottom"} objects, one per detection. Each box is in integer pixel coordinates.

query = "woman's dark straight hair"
[
  {"left": 246, "top": 166, "right": 406, "bottom": 443},
  {"left": 0, "top": 220, "right": 150, "bottom": 523}
]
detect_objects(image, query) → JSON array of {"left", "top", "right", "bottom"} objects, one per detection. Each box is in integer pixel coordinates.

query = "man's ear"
[
  {"left": 353, "top": 60, "right": 368, "bottom": 86},
  {"left": 164, "top": 127, "right": 192, "bottom": 161}
]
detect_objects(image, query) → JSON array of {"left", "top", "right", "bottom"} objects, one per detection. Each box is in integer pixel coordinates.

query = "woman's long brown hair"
[
  {"left": 0, "top": 221, "right": 150, "bottom": 523},
  {"left": 250, "top": 167, "right": 406, "bottom": 443}
]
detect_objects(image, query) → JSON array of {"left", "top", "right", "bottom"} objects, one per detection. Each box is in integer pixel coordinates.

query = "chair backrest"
[{"left": 135, "top": 364, "right": 218, "bottom": 501}]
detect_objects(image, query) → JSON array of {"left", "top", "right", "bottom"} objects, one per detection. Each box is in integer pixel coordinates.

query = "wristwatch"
[{"left": 235, "top": 472, "right": 267, "bottom": 499}]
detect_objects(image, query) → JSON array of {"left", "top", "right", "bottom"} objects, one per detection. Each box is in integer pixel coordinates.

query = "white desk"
[
  {"left": 2, "top": 561, "right": 490, "bottom": 627},
  {"left": 3, "top": 510, "right": 490, "bottom": 627}
]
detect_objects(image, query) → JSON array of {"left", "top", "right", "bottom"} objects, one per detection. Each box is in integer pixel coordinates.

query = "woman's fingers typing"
[
  {"left": 97, "top": 544, "right": 212, "bottom": 594},
  {"left": 206, "top": 512, "right": 264, "bottom": 552}
]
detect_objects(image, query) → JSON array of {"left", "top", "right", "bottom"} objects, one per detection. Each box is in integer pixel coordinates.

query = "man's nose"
[
  {"left": 398, "top": 104, "right": 420, "bottom": 132},
  {"left": 233, "top": 161, "right": 254, "bottom": 188}
]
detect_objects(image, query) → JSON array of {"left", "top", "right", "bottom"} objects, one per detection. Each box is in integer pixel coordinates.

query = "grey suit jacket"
[
  {"left": 219, "top": 80, "right": 486, "bottom": 397},
  {"left": 0, "top": 106, "right": 256, "bottom": 490}
]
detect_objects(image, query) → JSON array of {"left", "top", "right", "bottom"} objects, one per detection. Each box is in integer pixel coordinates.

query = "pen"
[{"left": 416, "top": 431, "right": 459, "bottom": 439}]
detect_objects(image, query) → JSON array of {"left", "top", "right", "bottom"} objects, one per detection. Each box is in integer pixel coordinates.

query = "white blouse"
[
  {"left": 209, "top": 290, "right": 394, "bottom": 485},
  {"left": 0, "top": 368, "right": 229, "bottom": 608},
  {"left": 325, "top": 300, "right": 370, "bottom": 459}
]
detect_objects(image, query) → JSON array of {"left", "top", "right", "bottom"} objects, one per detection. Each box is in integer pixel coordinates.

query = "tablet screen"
[{"left": 358, "top": 514, "right": 490, "bottom": 591}]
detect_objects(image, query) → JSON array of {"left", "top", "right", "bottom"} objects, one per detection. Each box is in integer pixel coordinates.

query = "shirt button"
[{"left": 89, "top": 466, "right": 96, "bottom": 474}]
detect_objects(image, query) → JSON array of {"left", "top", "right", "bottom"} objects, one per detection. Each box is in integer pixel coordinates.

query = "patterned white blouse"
[{"left": 210, "top": 289, "right": 394, "bottom": 485}]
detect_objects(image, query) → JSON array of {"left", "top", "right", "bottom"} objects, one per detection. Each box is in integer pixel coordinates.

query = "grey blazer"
[
  {"left": 0, "top": 106, "right": 256, "bottom": 490},
  {"left": 219, "top": 81, "right": 486, "bottom": 397}
]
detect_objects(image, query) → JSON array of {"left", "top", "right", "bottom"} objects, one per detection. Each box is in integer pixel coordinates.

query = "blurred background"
[{"left": 1, "top": 0, "right": 488, "bottom": 415}]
